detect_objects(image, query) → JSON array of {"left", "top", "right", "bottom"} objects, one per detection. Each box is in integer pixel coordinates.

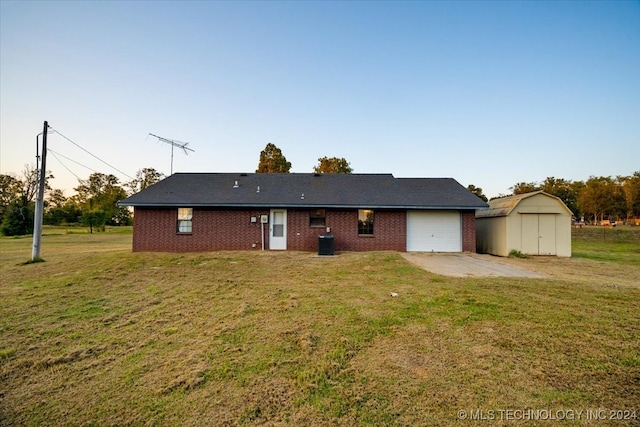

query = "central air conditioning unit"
[{"left": 260, "top": 215, "right": 268, "bottom": 223}]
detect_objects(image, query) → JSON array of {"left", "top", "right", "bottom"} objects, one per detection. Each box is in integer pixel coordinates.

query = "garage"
[
  {"left": 476, "top": 191, "right": 572, "bottom": 257},
  {"left": 406, "top": 210, "right": 461, "bottom": 252}
]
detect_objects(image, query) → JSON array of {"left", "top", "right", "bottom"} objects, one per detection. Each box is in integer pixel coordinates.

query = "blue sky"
[{"left": 1, "top": 1, "right": 638, "bottom": 198}]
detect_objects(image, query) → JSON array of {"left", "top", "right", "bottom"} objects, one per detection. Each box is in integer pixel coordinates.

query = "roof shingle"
[{"left": 119, "top": 173, "right": 488, "bottom": 210}]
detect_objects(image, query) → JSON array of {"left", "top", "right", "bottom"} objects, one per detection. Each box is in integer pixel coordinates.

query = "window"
[
  {"left": 358, "top": 209, "right": 374, "bottom": 235},
  {"left": 177, "top": 208, "right": 193, "bottom": 233},
  {"left": 272, "top": 211, "right": 284, "bottom": 237},
  {"left": 310, "top": 209, "right": 326, "bottom": 227}
]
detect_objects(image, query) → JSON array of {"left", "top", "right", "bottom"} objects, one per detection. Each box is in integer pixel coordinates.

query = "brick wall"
[
  {"left": 287, "top": 209, "right": 406, "bottom": 252},
  {"left": 133, "top": 207, "right": 406, "bottom": 252},
  {"left": 461, "top": 210, "right": 476, "bottom": 252},
  {"left": 133, "top": 208, "right": 270, "bottom": 252},
  {"left": 132, "top": 207, "right": 474, "bottom": 253}
]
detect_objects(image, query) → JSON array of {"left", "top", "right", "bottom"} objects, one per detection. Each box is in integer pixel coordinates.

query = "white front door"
[{"left": 270, "top": 209, "right": 287, "bottom": 250}]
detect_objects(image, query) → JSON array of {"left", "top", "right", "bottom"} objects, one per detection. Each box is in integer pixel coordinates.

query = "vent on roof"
[
  {"left": 233, "top": 180, "right": 239, "bottom": 188},
  {"left": 256, "top": 186, "right": 260, "bottom": 193},
  {"left": 301, "top": 193, "right": 305, "bottom": 200}
]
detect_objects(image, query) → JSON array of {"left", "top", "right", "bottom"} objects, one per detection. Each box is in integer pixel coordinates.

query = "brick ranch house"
[{"left": 118, "top": 173, "right": 488, "bottom": 253}]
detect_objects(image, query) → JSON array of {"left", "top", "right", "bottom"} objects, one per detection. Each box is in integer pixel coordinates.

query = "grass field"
[{"left": 1, "top": 226, "right": 639, "bottom": 426}]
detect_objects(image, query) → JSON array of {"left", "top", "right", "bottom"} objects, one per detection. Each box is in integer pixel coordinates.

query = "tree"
[
  {"left": 126, "top": 167, "right": 165, "bottom": 195},
  {"left": 0, "top": 164, "right": 54, "bottom": 236},
  {"left": 569, "top": 180, "right": 586, "bottom": 219},
  {"left": 1, "top": 165, "right": 53, "bottom": 218},
  {"left": 0, "top": 174, "right": 22, "bottom": 219},
  {"left": 43, "top": 189, "right": 65, "bottom": 225},
  {"left": 74, "top": 173, "right": 130, "bottom": 226},
  {"left": 612, "top": 176, "right": 627, "bottom": 220},
  {"left": 46, "top": 189, "right": 67, "bottom": 208},
  {"left": 313, "top": 157, "right": 353, "bottom": 174},
  {"left": 256, "top": 143, "right": 292, "bottom": 173},
  {"left": 20, "top": 164, "right": 39, "bottom": 204},
  {"left": 578, "top": 176, "right": 625, "bottom": 223},
  {"left": 466, "top": 184, "right": 488, "bottom": 202},
  {"left": 17, "top": 163, "right": 54, "bottom": 203},
  {"left": 80, "top": 209, "right": 108, "bottom": 234},
  {"left": 1, "top": 200, "right": 34, "bottom": 236},
  {"left": 43, "top": 189, "right": 82, "bottom": 225},
  {"left": 44, "top": 202, "right": 81, "bottom": 226},
  {"left": 510, "top": 182, "right": 539, "bottom": 195},
  {"left": 539, "top": 177, "right": 581, "bottom": 217},
  {"left": 621, "top": 171, "right": 640, "bottom": 220}
]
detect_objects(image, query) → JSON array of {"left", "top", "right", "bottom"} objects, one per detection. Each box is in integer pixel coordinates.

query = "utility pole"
[{"left": 31, "top": 121, "right": 48, "bottom": 261}]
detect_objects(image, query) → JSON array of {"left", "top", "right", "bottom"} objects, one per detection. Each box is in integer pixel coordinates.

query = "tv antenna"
[{"left": 147, "top": 133, "right": 194, "bottom": 175}]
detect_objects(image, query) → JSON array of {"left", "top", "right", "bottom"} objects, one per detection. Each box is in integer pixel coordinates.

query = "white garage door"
[{"left": 407, "top": 210, "right": 461, "bottom": 252}]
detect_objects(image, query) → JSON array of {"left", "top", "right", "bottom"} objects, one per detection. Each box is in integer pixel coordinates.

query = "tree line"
[
  {"left": 0, "top": 143, "right": 353, "bottom": 236},
  {"left": 467, "top": 173, "right": 640, "bottom": 224},
  {"left": 2, "top": 142, "right": 637, "bottom": 235},
  {"left": 0, "top": 167, "right": 164, "bottom": 236},
  {"left": 259, "top": 142, "right": 640, "bottom": 224}
]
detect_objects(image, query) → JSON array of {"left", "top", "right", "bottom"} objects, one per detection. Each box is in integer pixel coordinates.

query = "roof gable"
[
  {"left": 476, "top": 191, "right": 572, "bottom": 218},
  {"left": 120, "top": 173, "right": 488, "bottom": 210}
]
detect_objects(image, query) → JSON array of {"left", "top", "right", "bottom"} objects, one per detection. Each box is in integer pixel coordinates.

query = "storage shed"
[{"left": 476, "top": 191, "right": 572, "bottom": 257}]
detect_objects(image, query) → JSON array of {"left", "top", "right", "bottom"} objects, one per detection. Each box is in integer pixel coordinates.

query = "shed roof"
[
  {"left": 119, "top": 173, "right": 488, "bottom": 210},
  {"left": 476, "top": 191, "right": 571, "bottom": 218}
]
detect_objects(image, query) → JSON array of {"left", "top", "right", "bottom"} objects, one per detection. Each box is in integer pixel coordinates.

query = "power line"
[
  {"left": 48, "top": 148, "right": 96, "bottom": 181},
  {"left": 48, "top": 127, "right": 135, "bottom": 180},
  {"left": 48, "top": 148, "right": 99, "bottom": 174},
  {"left": 49, "top": 149, "right": 81, "bottom": 181}
]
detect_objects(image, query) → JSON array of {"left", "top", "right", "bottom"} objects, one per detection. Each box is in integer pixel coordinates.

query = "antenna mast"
[{"left": 148, "top": 133, "right": 194, "bottom": 175}]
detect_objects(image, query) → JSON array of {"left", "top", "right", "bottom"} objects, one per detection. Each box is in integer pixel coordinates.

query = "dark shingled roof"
[{"left": 119, "top": 173, "right": 488, "bottom": 210}]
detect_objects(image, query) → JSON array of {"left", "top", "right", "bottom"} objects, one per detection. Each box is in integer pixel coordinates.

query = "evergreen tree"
[{"left": 256, "top": 143, "right": 292, "bottom": 173}]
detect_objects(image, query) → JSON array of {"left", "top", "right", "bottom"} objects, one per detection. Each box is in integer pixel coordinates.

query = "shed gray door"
[{"left": 407, "top": 210, "right": 461, "bottom": 252}]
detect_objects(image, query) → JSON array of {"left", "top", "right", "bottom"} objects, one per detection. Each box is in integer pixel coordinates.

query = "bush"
[
  {"left": 80, "top": 210, "right": 107, "bottom": 234},
  {"left": 508, "top": 249, "right": 528, "bottom": 258},
  {"left": 1, "top": 202, "right": 34, "bottom": 236},
  {"left": 44, "top": 205, "right": 81, "bottom": 226}
]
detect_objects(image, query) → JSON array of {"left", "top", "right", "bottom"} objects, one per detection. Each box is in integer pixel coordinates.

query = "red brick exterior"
[
  {"left": 287, "top": 209, "right": 406, "bottom": 252},
  {"left": 461, "top": 210, "right": 477, "bottom": 252},
  {"left": 132, "top": 208, "right": 270, "bottom": 252},
  {"left": 132, "top": 207, "right": 476, "bottom": 253}
]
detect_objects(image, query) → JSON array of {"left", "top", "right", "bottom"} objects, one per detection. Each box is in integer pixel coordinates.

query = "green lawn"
[
  {"left": 572, "top": 225, "right": 640, "bottom": 264},
  {"left": 1, "top": 226, "right": 639, "bottom": 426}
]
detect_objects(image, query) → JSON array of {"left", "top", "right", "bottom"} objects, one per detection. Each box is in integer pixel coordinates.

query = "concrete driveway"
[{"left": 401, "top": 253, "right": 547, "bottom": 278}]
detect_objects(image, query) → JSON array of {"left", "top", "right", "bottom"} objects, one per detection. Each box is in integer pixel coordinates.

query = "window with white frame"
[{"left": 177, "top": 208, "right": 193, "bottom": 233}]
